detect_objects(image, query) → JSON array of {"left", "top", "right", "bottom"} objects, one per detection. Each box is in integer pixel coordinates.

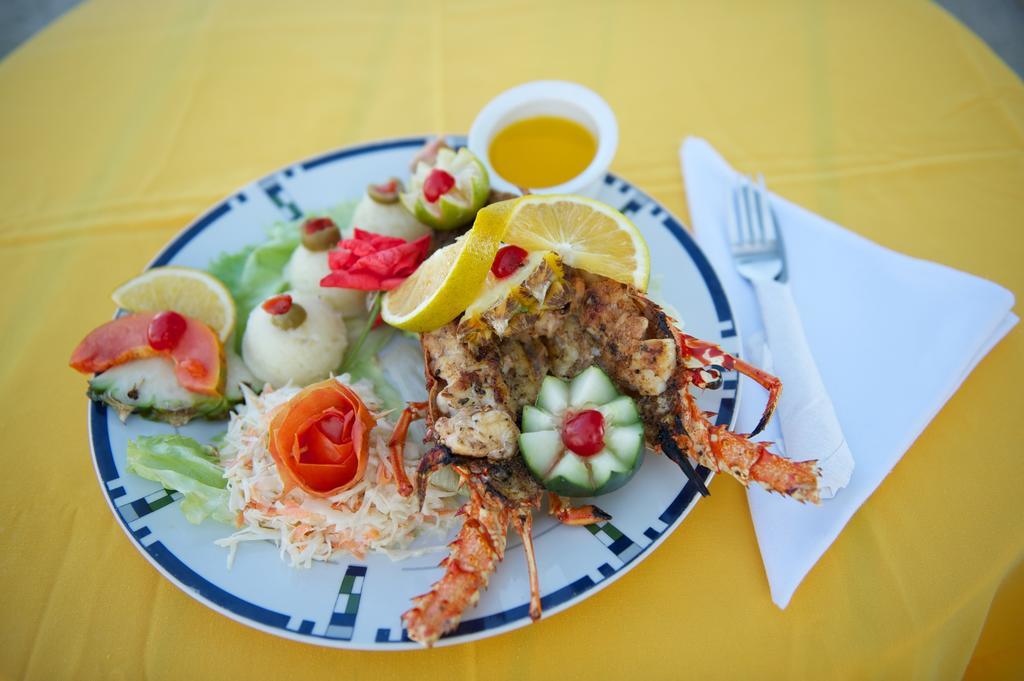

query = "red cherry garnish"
[
  {"left": 303, "top": 217, "right": 337, "bottom": 235},
  {"left": 422, "top": 169, "right": 455, "bottom": 203},
  {"left": 561, "top": 409, "right": 606, "bottom": 457},
  {"left": 146, "top": 311, "right": 187, "bottom": 351},
  {"left": 491, "top": 245, "right": 529, "bottom": 279},
  {"left": 262, "top": 294, "right": 293, "bottom": 315}
]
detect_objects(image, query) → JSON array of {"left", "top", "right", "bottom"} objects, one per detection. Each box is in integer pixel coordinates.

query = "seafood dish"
[
  {"left": 70, "top": 139, "right": 828, "bottom": 647},
  {"left": 404, "top": 263, "right": 821, "bottom": 643}
]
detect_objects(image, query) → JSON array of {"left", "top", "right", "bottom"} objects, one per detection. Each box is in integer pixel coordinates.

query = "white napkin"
[{"left": 680, "top": 137, "right": 1018, "bottom": 608}]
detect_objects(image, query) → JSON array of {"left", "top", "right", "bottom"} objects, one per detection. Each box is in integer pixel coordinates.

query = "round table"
[{"left": 1, "top": 1, "right": 1021, "bottom": 678}]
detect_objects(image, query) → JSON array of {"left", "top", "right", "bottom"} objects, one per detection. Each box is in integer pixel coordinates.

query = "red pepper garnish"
[
  {"left": 303, "top": 217, "right": 337, "bottom": 235},
  {"left": 146, "top": 311, "right": 187, "bottom": 351},
  {"left": 422, "top": 168, "right": 455, "bottom": 203},
  {"left": 262, "top": 294, "right": 293, "bottom": 315},
  {"left": 321, "top": 229, "right": 431, "bottom": 292},
  {"left": 562, "top": 410, "right": 606, "bottom": 457},
  {"left": 491, "top": 245, "right": 529, "bottom": 279}
]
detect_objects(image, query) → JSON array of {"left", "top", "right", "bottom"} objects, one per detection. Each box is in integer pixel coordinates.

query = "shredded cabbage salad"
[{"left": 213, "top": 377, "right": 461, "bottom": 568}]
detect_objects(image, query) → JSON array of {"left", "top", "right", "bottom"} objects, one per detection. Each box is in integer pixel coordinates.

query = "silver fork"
[
  {"left": 731, "top": 175, "right": 786, "bottom": 284},
  {"left": 727, "top": 175, "right": 851, "bottom": 493}
]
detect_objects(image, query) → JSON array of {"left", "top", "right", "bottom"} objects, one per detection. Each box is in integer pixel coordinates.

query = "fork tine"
[
  {"left": 754, "top": 174, "right": 777, "bottom": 243},
  {"left": 733, "top": 177, "right": 748, "bottom": 246},
  {"left": 741, "top": 176, "right": 757, "bottom": 245},
  {"left": 728, "top": 171, "right": 787, "bottom": 284},
  {"left": 727, "top": 178, "right": 744, "bottom": 246},
  {"left": 740, "top": 175, "right": 758, "bottom": 245},
  {"left": 749, "top": 176, "right": 765, "bottom": 245}
]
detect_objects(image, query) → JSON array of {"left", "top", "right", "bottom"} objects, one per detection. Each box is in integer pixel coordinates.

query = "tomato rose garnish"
[
  {"left": 268, "top": 379, "right": 377, "bottom": 497},
  {"left": 320, "top": 228, "right": 431, "bottom": 292}
]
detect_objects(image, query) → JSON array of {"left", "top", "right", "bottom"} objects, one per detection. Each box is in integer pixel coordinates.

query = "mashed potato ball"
[
  {"left": 287, "top": 244, "right": 368, "bottom": 317},
  {"left": 352, "top": 193, "right": 432, "bottom": 242},
  {"left": 242, "top": 291, "right": 347, "bottom": 388}
]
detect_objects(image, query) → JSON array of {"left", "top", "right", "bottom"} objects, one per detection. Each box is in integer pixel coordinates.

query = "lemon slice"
[
  {"left": 502, "top": 195, "right": 650, "bottom": 290},
  {"left": 112, "top": 266, "right": 236, "bottom": 342},
  {"left": 381, "top": 201, "right": 511, "bottom": 332}
]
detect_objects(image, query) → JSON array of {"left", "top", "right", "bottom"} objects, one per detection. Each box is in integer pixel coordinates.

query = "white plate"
[{"left": 89, "top": 135, "right": 742, "bottom": 649}]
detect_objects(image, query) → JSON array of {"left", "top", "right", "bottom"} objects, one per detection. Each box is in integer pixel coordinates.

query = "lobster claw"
[{"left": 548, "top": 492, "right": 611, "bottom": 526}]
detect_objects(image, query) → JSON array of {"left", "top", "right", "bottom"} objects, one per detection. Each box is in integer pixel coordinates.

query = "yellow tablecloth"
[{"left": 2, "top": 1, "right": 1022, "bottom": 678}]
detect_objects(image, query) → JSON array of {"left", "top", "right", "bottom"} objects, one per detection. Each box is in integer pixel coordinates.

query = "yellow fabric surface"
[{"left": 1, "top": 1, "right": 1022, "bottom": 678}]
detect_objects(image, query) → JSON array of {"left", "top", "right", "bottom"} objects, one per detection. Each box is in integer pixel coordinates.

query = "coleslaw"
[{"left": 214, "top": 377, "right": 461, "bottom": 568}]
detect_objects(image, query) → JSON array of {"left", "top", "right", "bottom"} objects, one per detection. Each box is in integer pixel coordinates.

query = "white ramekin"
[{"left": 467, "top": 80, "right": 618, "bottom": 198}]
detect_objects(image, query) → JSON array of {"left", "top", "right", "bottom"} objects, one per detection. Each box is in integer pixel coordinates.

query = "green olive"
[
  {"left": 301, "top": 224, "right": 341, "bottom": 251},
  {"left": 367, "top": 177, "right": 403, "bottom": 204},
  {"left": 271, "top": 303, "right": 307, "bottom": 330}
]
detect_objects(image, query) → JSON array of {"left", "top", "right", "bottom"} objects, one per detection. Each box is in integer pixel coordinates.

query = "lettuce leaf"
[
  {"left": 126, "top": 435, "right": 232, "bottom": 525},
  {"left": 208, "top": 200, "right": 357, "bottom": 352},
  {"left": 208, "top": 222, "right": 298, "bottom": 352}
]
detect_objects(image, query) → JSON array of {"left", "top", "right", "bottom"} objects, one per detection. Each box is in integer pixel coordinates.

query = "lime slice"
[{"left": 400, "top": 147, "right": 490, "bottom": 231}]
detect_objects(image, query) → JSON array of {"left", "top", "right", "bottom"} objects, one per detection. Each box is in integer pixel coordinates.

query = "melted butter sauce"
[{"left": 489, "top": 116, "right": 597, "bottom": 189}]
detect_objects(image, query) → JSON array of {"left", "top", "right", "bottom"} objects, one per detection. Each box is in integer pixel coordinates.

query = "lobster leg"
[
  {"left": 679, "top": 332, "right": 781, "bottom": 437},
  {"left": 704, "top": 425, "right": 820, "bottom": 503},
  {"left": 674, "top": 388, "right": 820, "bottom": 503},
  {"left": 388, "top": 401, "right": 428, "bottom": 497},
  {"left": 547, "top": 492, "right": 612, "bottom": 525},
  {"left": 511, "top": 510, "right": 542, "bottom": 620}
]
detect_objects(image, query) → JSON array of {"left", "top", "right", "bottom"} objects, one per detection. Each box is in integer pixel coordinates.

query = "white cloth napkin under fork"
[{"left": 680, "top": 137, "right": 1017, "bottom": 608}]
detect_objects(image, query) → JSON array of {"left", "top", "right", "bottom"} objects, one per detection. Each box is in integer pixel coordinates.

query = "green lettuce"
[
  {"left": 126, "top": 435, "right": 232, "bottom": 525},
  {"left": 208, "top": 201, "right": 357, "bottom": 351},
  {"left": 208, "top": 221, "right": 298, "bottom": 352}
]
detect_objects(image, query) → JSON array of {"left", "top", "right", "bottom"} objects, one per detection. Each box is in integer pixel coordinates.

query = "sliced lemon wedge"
[
  {"left": 112, "top": 266, "right": 236, "bottom": 342},
  {"left": 381, "top": 201, "right": 512, "bottom": 332},
  {"left": 502, "top": 195, "right": 650, "bottom": 290}
]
